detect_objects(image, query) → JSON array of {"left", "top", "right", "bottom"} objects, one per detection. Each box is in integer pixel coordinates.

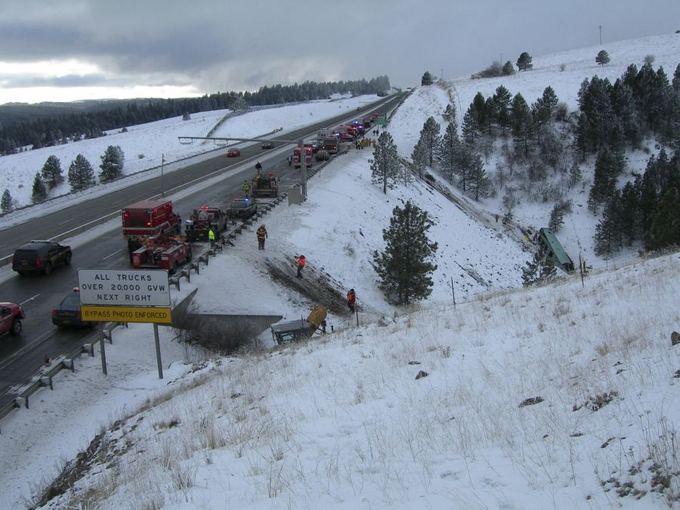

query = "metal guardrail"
[{"left": 0, "top": 321, "right": 126, "bottom": 433}]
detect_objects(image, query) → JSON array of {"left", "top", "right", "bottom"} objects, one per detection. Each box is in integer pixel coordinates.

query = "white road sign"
[{"left": 78, "top": 269, "right": 171, "bottom": 307}]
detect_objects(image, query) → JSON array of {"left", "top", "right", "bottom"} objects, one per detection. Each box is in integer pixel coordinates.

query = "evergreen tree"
[
  {"left": 594, "top": 190, "right": 623, "bottom": 255},
  {"left": 372, "top": 201, "right": 438, "bottom": 305},
  {"left": 68, "top": 153, "right": 96, "bottom": 192},
  {"left": 532, "top": 86, "right": 559, "bottom": 125},
  {"left": 1, "top": 188, "right": 12, "bottom": 213},
  {"left": 502, "top": 61, "right": 515, "bottom": 75},
  {"left": 442, "top": 103, "right": 457, "bottom": 126},
  {"left": 99, "top": 145, "right": 125, "bottom": 183},
  {"left": 610, "top": 79, "right": 641, "bottom": 148},
  {"left": 619, "top": 181, "right": 639, "bottom": 245},
  {"left": 461, "top": 108, "right": 478, "bottom": 145},
  {"left": 588, "top": 148, "right": 624, "bottom": 211},
  {"left": 411, "top": 139, "right": 428, "bottom": 177},
  {"left": 596, "top": 50, "right": 610, "bottom": 66},
  {"left": 673, "top": 63, "right": 680, "bottom": 92},
  {"left": 648, "top": 186, "right": 680, "bottom": 250},
  {"left": 31, "top": 172, "right": 47, "bottom": 203},
  {"left": 437, "top": 122, "right": 460, "bottom": 182},
  {"left": 421, "top": 71, "right": 433, "bottom": 86},
  {"left": 41, "top": 155, "right": 63, "bottom": 189},
  {"left": 511, "top": 93, "right": 532, "bottom": 158},
  {"left": 516, "top": 52, "right": 533, "bottom": 71},
  {"left": 416, "top": 117, "right": 441, "bottom": 167},
  {"left": 491, "top": 86, "right": 512, "bottom": 134},
  {"left": 370, "top": 132, "right": 401, "bottom": 194},
  {"left": 467, "top": 152, "right": 491, "bottom": 200},
  {"left": 548, "top": 200, "right": 572, "bottom": 232}
]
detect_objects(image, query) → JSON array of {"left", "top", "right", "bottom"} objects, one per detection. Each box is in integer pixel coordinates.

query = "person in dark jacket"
[{"left": 256, "top": 224, "right": 268, "bottom": 250}]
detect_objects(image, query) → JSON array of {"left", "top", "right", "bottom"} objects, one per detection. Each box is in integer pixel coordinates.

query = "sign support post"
[
  {"left": 99, "top": 323, "right": 108, "bottom": 376},
  {"left": 153, "top": 323, "right": 163, "bottom": 379}
]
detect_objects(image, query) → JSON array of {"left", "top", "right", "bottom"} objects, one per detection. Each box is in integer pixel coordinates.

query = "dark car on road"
[
  {"left": 226, "top": 196, "right": 258, "bottom": 220},
  {"left": 261, "top": 141, "right": 275, "bottom": 149},
  {"left": 12, "top": 240, "right": 72, "bottom": 276},
  {"left": 0, "top": 302, "right": 25, "bottom": 336},
  {"left": 52, "top": 288, "right": 92, "bottom": 328}
]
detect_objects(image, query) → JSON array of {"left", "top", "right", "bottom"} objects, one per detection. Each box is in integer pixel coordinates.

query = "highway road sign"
[
  {"left": 78, "top": 269, "right": 171, "bottom": 307},
  {"left": 80, "top": 305, "right": 172, "bottom": 324}
]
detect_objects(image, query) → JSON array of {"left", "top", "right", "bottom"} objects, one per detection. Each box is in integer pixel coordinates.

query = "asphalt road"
[{"left": 0, "top": 94, "right": 402, "bottom": 407}]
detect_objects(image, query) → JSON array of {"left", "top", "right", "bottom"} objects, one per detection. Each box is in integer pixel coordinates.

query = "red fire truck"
[
  {"left": 292, "top": 145, "right": 313, "bottom": 168},
  {"left": 130, "top": 234, "right": 192, "bottom": 273},
  {"left": 122, "top": 199, "right": 182, "bottom": 261}
]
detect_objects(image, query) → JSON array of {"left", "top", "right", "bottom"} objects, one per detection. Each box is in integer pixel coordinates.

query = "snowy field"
[
  {"left": 1, "top": 33, "right": 680, "bottom": 509},
  {"left": 0, "top": 94, "right": 381, "bottom": 213}
]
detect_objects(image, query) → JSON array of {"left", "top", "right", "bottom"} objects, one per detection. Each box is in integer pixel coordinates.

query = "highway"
[{"left": 0, "top": 94, "right": 402, "bottom": 407}]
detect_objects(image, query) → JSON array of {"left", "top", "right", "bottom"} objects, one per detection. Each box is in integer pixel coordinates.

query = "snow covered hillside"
[
  {"left": 0, "top": 94, "right": 379, "bottom": 211},
  {"left": 389, "top": 32, "right": 680, "bottom": 271},
  {"left": 8, "top": 245, "right": 680, "bottom": 509}
]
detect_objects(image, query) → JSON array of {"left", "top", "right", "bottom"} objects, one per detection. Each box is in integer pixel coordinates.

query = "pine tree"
[
  {"left": 68, "top": 154, "right": 96, "bottom": 192},
  {"left": 588, "top": 148, "right": 624, "bottom": 212},
  {"left": 511, "top": 93, "right": 532, "bottom": 158},
  {"left": 372, "top": 201, "right": 438, "bottom": 305},
  {"left": 31, "top": 172, "right": 47, "bottom": 203},
  {"left": 421, "top": 71, "right": 433, "bottom": 86},
  {"left": 1, "top": 188, "right": 12, "bottom": 213},
  {"left": 461, "top": 108, "right": 478, "bottom": 145},
  {"left": 467, "top": 152, "right": 490, "bottom": 201},
  {"left": 594, "top": 190, "right": 623, "bottom": 255},
  {"left": 41, "top": 155, "right": 63, "bottom": 189},
  {"left": 516, "top": 52, "right": 533, "bottom": 71},
  {"left": 442, "top": 103, "right": 457, "bottom": 125},
  {"left": 437, "top": 122, "right": 460, "bottom": 182},
  {"left": 99, "top": 145, "right": 125, "bottom": 183},
  {"left": 502, "top": 61, "right": 515, "bottom": 75},
  {"left": 491, "top": 86, "right": 513, "bottom": 134},
  {"left": 411, "top": 139, "right": 428, "bottom": 177},
  {"left": 532, "top": 86, "right": 559, "bottom": 126},
  {"left": 417, "top": 117, "right": 441, "bottom": 167},
  {"left": 649, "top": 186, "right": 680, "bottom": 250},
  {"left": 596, "top": 50, "right": 610, "bottom": 66},
  {"left": 548, "top": 200, "right": 572, "bottom": 232},
  {"left": 370, "top": 132, "right": 401, "bottom": 194}
]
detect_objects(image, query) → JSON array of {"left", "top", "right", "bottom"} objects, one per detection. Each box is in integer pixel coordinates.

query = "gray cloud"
[{"left": 1, "top": 0, "right": 680, "bottom": 101}]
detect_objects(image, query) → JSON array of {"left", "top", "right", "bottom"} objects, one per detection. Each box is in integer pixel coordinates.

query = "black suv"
[{"left": 12, "top": 240, "right": 72, "bottom": 275}]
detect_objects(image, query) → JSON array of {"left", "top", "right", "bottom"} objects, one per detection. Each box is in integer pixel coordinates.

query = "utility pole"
[
  {"left": 160, "top": 153, "right": 165, "bottom": 198},
  {"left": 599, "top": 25, "right": 602, "bottom": 45},
  {"left": 298, "top": 139, "right": 307, "bottom": 199}
]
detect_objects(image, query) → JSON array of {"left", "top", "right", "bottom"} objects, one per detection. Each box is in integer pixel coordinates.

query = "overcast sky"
[{"left": 1, "top": 0, "right": 679, "bottom": 104}]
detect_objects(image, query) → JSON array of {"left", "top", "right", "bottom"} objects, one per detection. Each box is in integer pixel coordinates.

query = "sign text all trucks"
[{"left": 78, "top": 269, "right": 171, "bottom": 307}]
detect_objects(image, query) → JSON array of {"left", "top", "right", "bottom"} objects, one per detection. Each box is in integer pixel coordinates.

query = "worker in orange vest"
[{"left": 294, "top": 255, "right": 306, "bottom": 278}]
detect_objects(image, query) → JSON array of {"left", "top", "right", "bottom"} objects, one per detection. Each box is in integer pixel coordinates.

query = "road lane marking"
[
  {"left": 103, "top": 249, "right": 122, "bottom": 261},
  {"left": 20, "top": 294, "right": 39, "bottom": 305}
]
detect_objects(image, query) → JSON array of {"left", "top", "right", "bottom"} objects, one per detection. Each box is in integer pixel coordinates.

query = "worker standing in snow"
[
  {"left": 294, "top": 255, "right": 306, "bottom": 278},
  {"left": 242, "top": 179, "right": 251, "bottom": 197},
  {"left": 208, "top": 226, "right": 216, "bottom": 248},
  {"left": 256, "top": 224, "right": 268, "bottom": 250},
  {"left": 347, "top": 288, "right": 356, "bottom": 313}
]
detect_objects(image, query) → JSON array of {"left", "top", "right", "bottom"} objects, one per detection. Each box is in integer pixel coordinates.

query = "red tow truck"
[
  {"left": 130, "top": 234, "right": 192, "bottom": 273},
  {"left": 122, "top": 199, "right": 182, "bottom": 261},
  {"left": 292, "top": 145, "right": 313, "bottom": 168}
]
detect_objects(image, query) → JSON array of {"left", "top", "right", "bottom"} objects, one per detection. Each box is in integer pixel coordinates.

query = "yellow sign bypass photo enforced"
[{"left": 80, "top": 306, "right": 172, "bottom": 324}]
